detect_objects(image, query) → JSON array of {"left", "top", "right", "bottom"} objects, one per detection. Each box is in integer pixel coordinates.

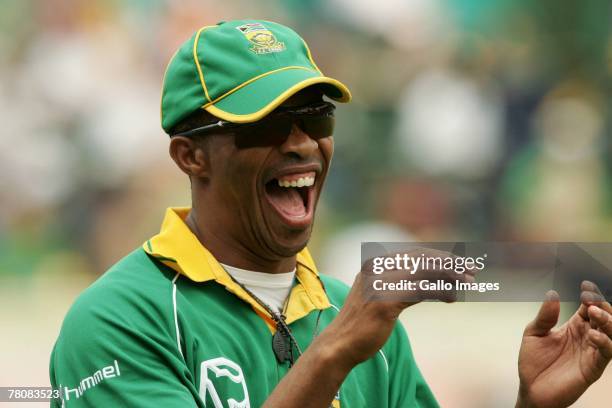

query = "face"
[{"left": 202, "top": 88, "right": 334, "bottom": 260}]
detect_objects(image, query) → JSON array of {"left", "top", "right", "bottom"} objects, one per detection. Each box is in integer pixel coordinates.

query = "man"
[{"left": 50, "top": 20, "right": 611, "bottom": 407}]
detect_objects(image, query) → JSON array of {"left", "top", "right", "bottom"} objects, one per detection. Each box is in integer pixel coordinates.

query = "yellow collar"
[{"left": 143, "top": 207, "right": 330, "bottom": 327}]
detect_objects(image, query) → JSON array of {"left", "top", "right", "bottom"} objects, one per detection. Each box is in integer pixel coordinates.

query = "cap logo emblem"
[{"left": 236, "top": 23, "right": 286, "bottom": 54}]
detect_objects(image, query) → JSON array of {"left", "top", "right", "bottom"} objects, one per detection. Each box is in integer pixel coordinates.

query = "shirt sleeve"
[
  {"left": 385, "top": 322, "right": 439, "bottom": 408},
  {"left": 49, "top": 284, "right": 199, "bottom": 407}
]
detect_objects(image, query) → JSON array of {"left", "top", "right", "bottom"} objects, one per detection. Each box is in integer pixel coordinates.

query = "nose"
[{"left": 279, "top": 123, "right": 318, "bottom": 159}]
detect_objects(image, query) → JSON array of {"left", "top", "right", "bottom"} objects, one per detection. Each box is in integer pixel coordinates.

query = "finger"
[
  {"left": 588, "top": 329, "right": 612, "bottom": 360},
  {"left": 579, "top": 290, "right": 607, "bottom": 321},
  {"left": 428, "top": 268, "right": 475, "bottom": 284},
  {"left": 578, "top": 303, "right": 589, "bottom": 321},
  {"left": 394, "top": 267, "right": 474, "bottom": 287},
  {"left": 581, "top": 281, "right": 611, "bottom": 312},
  {"left": 588, "top": 306, "right": 612, "bottom": 338},
  {"left": 582, "top": 280, "right": 605, "bottom": 297},
  {"left": 409, "top": 249, "right": 480, "bottom": 278},
  {"left": 403, "top": 280, "right": 458, "bottom": 304},
  {"left": 464, "top": 272, "right": 476, "bottom": 284},
  {"left": 524, "top": 290, "right": 560, "bottom": 337},
  {"left": 581, "top": 290, "right": 605, "bottom": 304},
  {"left": 365, "top": 269, "right": 460, "bottom": 304}
]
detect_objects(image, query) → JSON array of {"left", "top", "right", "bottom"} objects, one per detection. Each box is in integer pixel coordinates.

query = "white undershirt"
[{"left": 221, "top": 263, "right": 296, "bottom": 312}]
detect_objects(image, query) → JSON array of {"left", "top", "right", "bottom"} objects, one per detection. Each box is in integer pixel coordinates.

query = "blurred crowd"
[
  {"left": 1, "top": 1, "right": 612, "bottom": 406},
  {"left": 2, "top": 0, "right": 611, "bottom": 280}
]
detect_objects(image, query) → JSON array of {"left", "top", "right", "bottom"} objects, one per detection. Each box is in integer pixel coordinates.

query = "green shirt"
[{"left": 50, "top": 208, "right": 438, "bottom": 407}]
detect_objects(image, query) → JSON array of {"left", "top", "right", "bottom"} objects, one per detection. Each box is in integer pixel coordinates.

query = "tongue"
[{"left": 266, "top": 183, "right": 306, "bottom": 217}]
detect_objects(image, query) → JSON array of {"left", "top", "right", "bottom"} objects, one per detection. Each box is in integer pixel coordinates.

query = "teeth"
[{"left": 277, "top": 176, "right": 316, "bottom": 188}]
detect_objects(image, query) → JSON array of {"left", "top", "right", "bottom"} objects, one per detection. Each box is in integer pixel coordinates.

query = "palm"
[
  {"left": 519, "top": 312, "right": 606, "bottom": 407},
  {"left": 517, "top": 284, "right": 612, "bottom": 408}
]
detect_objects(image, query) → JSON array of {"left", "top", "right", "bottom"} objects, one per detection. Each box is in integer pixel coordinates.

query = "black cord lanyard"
[
  {"left": 227, "top": 272, "right": 323, "bottom": 366},
  {"left": 188, "top": 218, "right": 326, "bottom": 366},
  {"left": 226, "top": 270, "right": 334, "bottom": 408}
]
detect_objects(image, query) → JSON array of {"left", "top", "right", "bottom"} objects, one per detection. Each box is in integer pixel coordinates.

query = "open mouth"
[{"left": 264, "top": 171, "right": 316, "bottom": 228}]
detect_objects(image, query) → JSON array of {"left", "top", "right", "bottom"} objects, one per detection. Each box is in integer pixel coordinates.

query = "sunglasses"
[{"left": 171, "top": 101, "right": 336, "bottom": 148}]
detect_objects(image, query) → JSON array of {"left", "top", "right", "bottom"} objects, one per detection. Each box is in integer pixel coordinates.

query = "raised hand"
[{"left": 516, "top": 281, "right": 612, "bottom": 408}]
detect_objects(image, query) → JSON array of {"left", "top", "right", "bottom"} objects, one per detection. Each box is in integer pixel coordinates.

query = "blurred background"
[{"left": 1, "top": 0, "right": 611, "bottom": 406}]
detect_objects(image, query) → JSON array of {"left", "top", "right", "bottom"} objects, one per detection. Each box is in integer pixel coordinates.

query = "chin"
[{"left": 270, "top": 226, "right": 313, "bottom": 257}]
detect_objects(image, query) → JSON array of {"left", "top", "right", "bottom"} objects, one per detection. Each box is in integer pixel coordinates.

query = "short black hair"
[
  {"left": 169, "top": 108, "right": 219, "bottom": 136},
  {"left": 169, "top": 109, "right": 221, "bottom": 167}
]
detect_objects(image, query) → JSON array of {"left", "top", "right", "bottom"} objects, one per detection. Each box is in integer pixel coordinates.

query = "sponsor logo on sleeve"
[{"left": 59, "top": 360, "right": 120, "bottom": 404}]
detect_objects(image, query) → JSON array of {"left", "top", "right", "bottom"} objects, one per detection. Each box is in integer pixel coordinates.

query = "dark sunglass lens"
[
  {"left": 232, "top": 110, "right": 333, "bottom": 148},
  {"left": 244, "top": 118, "right": 293, "bottom": 147},
  {"left": 233, "top": 117, "right": 292, "bottom": 148},
  {"left": 301, "top": 115, "right": 335, "bottom": 139}
]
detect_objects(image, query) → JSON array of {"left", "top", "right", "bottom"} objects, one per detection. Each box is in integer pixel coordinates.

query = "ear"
[{"left": 169, "top": 136, "right": 210, "bottom": 178}]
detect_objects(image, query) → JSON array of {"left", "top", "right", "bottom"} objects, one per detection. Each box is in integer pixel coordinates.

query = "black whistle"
[{"left": 272, "top": 329, "right": 291, "bottom": 364}]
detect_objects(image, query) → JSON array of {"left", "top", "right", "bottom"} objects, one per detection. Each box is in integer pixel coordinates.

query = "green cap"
[{"left": 160, "top": 20, "right": 352, "bottom": 134}]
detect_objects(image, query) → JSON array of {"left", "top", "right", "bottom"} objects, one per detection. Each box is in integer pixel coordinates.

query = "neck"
[{"left": 185, "top": 208, "right": 297, "bottom": 274}]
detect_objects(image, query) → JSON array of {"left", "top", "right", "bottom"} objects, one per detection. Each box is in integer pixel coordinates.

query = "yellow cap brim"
[{"left": 202, "top": 67, "right": 351, "bottom": 123}]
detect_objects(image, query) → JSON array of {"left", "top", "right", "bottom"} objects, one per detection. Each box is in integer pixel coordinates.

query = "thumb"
[{"left": 524, "top": 290, "right": 561, "bottom": 337}]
